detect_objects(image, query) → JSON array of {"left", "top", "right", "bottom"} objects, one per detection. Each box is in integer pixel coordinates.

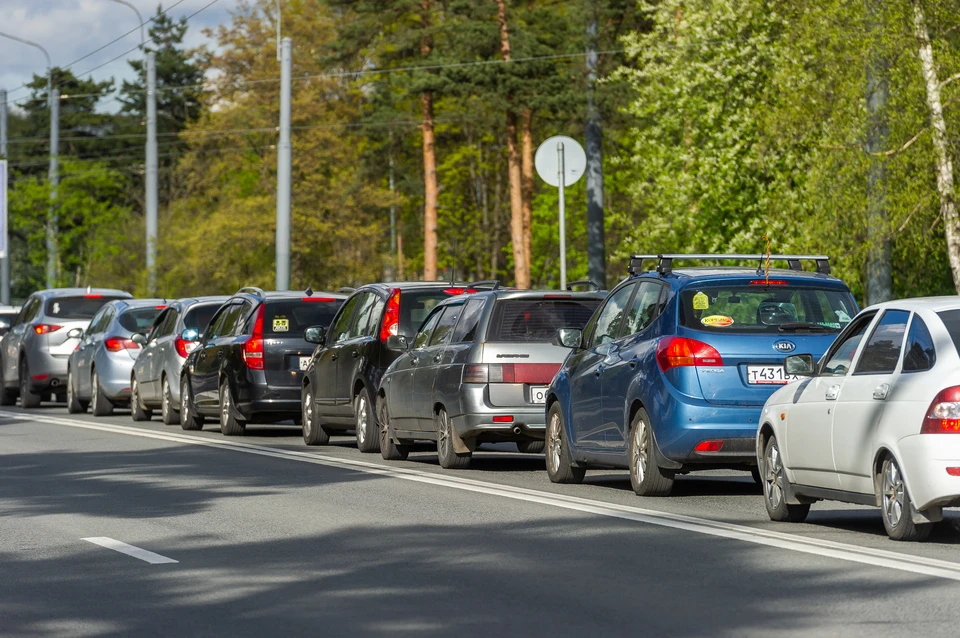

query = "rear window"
[
  {"left": 117, "top": 307, "right": 164, "bottom": 334},
  {"left": 679, "top": 285, "right": 857, "bottom": 334},
  {"left": 263, "top": 300, "right": 343, "bottom": 337},
  {"left": 937, "top": 310, "right": 960, "bottom": 355},
  {"left": 44, "top": 296, "right": 125, "bottom": 320},
  {"left": 488, "top": 298, "right": 600, "bottom": 342},
  {"left": 184, "top": 303, "right": 220, "bottom": 332},
  {"left": 399, "top": 290, "right": 458, "bottom": 335}
]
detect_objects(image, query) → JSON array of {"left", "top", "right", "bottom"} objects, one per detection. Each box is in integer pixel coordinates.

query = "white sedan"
[{"left": 756, "top": 297, "right": 960, "bottom": 541}]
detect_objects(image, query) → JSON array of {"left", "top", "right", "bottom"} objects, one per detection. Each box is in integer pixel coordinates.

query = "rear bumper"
[
  {"left": 23, "top": 349, "right": 69, "bottom": 392},
  {"left": 451, "top": 384, "right": 546, "bottom": 440},
  {"left": 653, "top": 391, "right": 762, "bottom": 467},
  {"left": 235, "top": 379, "right": 301, "bottom": 422},
  {"left": 95, "top": 353, "right": 136, "bottom": 402},
  {"left": 896, "top": 435, "right": 960, "bottom": 511}
]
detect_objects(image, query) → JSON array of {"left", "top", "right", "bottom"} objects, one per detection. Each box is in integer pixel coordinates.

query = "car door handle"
[
  {"left": 433, "top": 354, "right": 442, "bottom": 363},
  {"left": 825, "top": 384, "right": 840, "bottom": 401},
  {"left": 331, "top": 353, "right": 338, "bottom": 361},
  {"left": 873, "top": 383, "right": 890, "bottom": 400},
  {"left": 595, "top": 365, "right": 603, "bottom": 378},
  {"left": 351, "top": 350, "right": 360, "bottom": 359},
  {"left": 628, "top": 357, "right": 639, "bottom": 369},
  {"left": 411, "top": 358, "right": 419, "bottom": 366}
]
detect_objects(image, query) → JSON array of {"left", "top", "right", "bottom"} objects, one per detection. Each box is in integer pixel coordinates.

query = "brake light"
[
  {"left": 492, "top": 415, "right": 514, "bottom": 423},
  {"left": 461, "top": 363, "right": 560, "bottom": 384},
  {"left": 302, "top": 297, "right": 336, "bottom": 302},
  {"left": 543, "top": 294, "right": 572, "bottom": 299},
  {"left": 443, "top": 288, "right": 479, "bottom": 295},
  {"left": 242, "top": 305, "right": 266, "bottom": 370},
  {"left": 84, "top": 294, "right": 102, "bottom": 299},
  {"left": 656, "top": 337, "right": 723, "bottom": 371},
  {"left": 947, "top": 468, "right": 960, "bottom": 476},
  {"left": 155, "top": 305, "right": 167, "bottom": 309},
  {"left": 174, "top": 337, "right": 196, "bottom": 358},
  {"left": 921, "top": 386, "right": 960, "bottom": 433},
  {"left": 104, "top": 337, "right": 139, "bottom": 352},
  {"left": 34, "top": 324, "right": 61, "bottom": 335},
  {"left": 694, "top": 440, "right": 724, "bottom": 453},
  {"left": 380, "top": 289, "right": 401, "bottom": 342},
  {"left": 749, "top": 280, "right": 788, "bottom": 286}
]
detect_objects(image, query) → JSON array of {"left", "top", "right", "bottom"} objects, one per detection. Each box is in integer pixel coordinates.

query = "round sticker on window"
[
  {"left": 701, "top": 315, "right": 734, "bottom": 328},
  {"left": 692, "top": 292, "right": 709, "bottom": 311}
]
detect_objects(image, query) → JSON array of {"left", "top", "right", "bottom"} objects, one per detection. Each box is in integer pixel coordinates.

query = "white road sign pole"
[
  {"left": 535, "top": 135, "right": 585, "bottom": 290},
  {"left": 557, "top": 141, "right": 566, "bottom": 290}
]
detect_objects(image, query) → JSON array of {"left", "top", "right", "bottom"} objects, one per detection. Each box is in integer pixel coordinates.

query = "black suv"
[
  {"left": 180, "top": 287, "right": 345, "bottom": 434},
  {"left": 301, "top": 282, "right": 479, "bottom": 451}
]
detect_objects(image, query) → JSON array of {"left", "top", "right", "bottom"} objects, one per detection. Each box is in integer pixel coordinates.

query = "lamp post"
[{"left": 0, "top": 31, "right": 56, "bottom": 289}]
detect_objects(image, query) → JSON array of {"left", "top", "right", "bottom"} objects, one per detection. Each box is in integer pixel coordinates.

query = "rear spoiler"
[{"left": 628, "top": 254, "right": 831, "bottom": 276}]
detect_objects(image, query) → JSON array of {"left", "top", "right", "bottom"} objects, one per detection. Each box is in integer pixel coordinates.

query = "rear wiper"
[{"left": 777, "top": 322, "right": 835, "bottom": 333}]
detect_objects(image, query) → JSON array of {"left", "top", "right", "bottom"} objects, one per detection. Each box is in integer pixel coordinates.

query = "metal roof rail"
[
  {"left": 337, "top": 286, "right": 356, "bottom": 294},
  {"left": 237, "top": 286, "right": 266, "bottom": 297},
  {"left": 465, "top": 280, "right": 501, "bottom": 290},
  {"left": 628, "top": 254, "right": 831, "bottom": 276},
  {"left": 565, "top": 279, "right": 601, "bottom": 291}
]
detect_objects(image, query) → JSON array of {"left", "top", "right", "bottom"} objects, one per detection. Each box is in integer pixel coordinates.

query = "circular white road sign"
[{"left": 535, "top": 136, "right": 586, "bottom": 187}]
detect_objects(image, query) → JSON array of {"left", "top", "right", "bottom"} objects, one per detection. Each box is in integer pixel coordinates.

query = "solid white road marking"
[
  {"left": 7, "top": 411, "right": 960, "bottom": 581},
  {"left": 82, "top": 537, "right": 178, "bottom": 564}
]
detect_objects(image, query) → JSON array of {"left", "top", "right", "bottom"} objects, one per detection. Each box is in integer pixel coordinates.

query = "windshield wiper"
[{"left": 777, "top": 322, "right": 835, "bottom": 333}]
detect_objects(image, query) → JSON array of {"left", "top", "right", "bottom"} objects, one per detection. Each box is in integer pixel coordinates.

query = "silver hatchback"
[
  {"left": 0, "top": 288, "right": 132, "bottom": 407},
  {"left": 378, "top": 289, "right": 603, "bottom": 468}
]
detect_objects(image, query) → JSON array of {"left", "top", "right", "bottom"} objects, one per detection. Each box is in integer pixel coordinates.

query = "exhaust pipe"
[
  {"left": 513, "top": 425, "right": 522, "bottom": 435},
  {"left": 50, "top": 378, "right": 60, "bottom": 387}
]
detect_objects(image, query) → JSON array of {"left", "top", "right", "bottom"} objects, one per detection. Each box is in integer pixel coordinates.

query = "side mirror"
[
  {"left": 557, "top": 328, "right": 583, "bottom": 349},
  {"left": 131, "top": 333, "right": 147, "bottom": 346},
  {"left": 67, "top": 327, "right": 84, "bottom": 339},
  {"left": 784, "top": 354, "right": 816, "bottom": 377},
  {"left": 180, "top": 328, "right": 200, "bottom": 343},
  {"left": 386, "top": 334, "right": 409, "bottom": 352},
  {"left": 304, "top": 325, "right": 327, "bottom": 345}
]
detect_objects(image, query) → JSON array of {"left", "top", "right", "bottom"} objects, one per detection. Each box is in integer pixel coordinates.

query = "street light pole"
[
  {"left": 276, "top": 36, "right": 292, "bottom": 291},
  {"left": 1, "top": 88, "right": 8, "bottom": 305}
]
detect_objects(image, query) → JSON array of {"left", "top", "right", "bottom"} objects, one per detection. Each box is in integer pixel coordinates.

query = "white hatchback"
[{"left": 756, "top": 297, "right": 960, "bottom": 541}]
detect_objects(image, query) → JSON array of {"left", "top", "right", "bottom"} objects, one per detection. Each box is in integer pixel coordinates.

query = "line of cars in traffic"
[{"left": 2, "top": 254, "right": 958, "bottom": 542}]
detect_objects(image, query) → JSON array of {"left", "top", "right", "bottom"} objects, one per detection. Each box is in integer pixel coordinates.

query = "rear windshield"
[
  {"left": 400, "top": 290, "right": 458, "bottom": 335},
  {"left": 679, "top": 285, "right": 857, "bottom": 334},
  {"left": 488, "top": 298, "right": 601, "bottom": 342},
  {"left": 117, "top": 307, "right": 164, "bottom": 334},
  {"left": 263, "top": 300, "right": 343, "bottom": 337},
  {"left": 184, "top": 303, "right": 220, "bottom": 332},
  {"left": 45, "top": 296, "right": 125, "bottom": 320},
  {"left": 937, "top": 310, "right": 960, "bottom": 355}
]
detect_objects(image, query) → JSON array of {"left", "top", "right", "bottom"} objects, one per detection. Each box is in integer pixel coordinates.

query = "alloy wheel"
[
  {"left": 356, "top": 394, "right": 368, "bottom": 446},
  {"left": 437, "top": 411, "right": 449, "bottom": 458},
  {"left": 221, "top": 385, "right": 230, "bottom": 424},
  {"left": 882, "top": 459, "right": 905, "bottom": 529},
  {"left": 764, "top": 441, "right": 784, "bottom": 510},
  {"left": 67, "top": 372, "right": 74, "bottom": 405},
  {"left": 181, "top": 382, "right": 190, "bottom": 420},
  {"left": 632, "top": 417, "right": 648, "bottom": 485},
  {"left": 303, "top": 391, "right": 313, "bottom": 438},
  {"left": 132, "top": 378, "right": 139, "bottom": 408},
  {"left": 161, "top": 379, "right": 170, "bottom": 421},
  {"left": 547, "top": 411, "right": 563, "bottom": 474},
  {"left": 91, "top": 373, "right": 99, "bottom": 406}
]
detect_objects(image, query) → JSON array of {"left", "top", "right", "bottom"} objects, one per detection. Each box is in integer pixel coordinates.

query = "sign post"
[
  {"left": 0, "top": 159, "right": 7, "bottom": 305},
  {"left": 535, "top": 136, "right": 585, "bottom": 290}
]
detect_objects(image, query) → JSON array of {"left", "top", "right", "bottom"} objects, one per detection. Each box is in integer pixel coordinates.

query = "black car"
[
  {"left": 300, "top": 281, "right": 480, "bottom": 451},
  {"left": 180, "top": 287, "right": 345, "bottom": 434}
]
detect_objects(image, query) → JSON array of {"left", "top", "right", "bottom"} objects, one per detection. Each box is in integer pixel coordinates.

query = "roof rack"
[
  {"left": 628, "top": 254, "right": 831, "bottom": 277},
  {"left": 237, "top": 286, "right": 266, "bottom": 297},
  {"left": 566, "top": 279, "right": 601, "bottom": 291},
  {"left": 466, "top": 280, "right": 501, "bottom": 290}
]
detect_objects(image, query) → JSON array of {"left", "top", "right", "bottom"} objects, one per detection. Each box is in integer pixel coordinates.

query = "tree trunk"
[
  {"left": 865, "top": 0, "right": 891, "bottom": 304},
  {"left": 912, "top": 0, "right": 960, "bottom": 292},
  {"left": 492, "top": 157, "right": 503, "bottom": 277},
  {"left": 496, "top": 0, "right": 530, "bottom": 288},
  {"left": 521, "top": 108, "right": 534, "bottom": 279},
  {"left": 420, "top": 1, "right": 438, "bottom": 281},
  {"left": 585, "top": 6, "right": 607, "bottom": 289}
]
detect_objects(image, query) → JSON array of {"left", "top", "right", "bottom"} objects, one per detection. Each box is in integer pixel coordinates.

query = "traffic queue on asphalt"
[{"left": 2, "top": 254, "right": 959, "bottom": 542}]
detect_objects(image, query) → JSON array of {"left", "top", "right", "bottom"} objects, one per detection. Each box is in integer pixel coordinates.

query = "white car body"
[{"left": 757, "top": 297, "right": 960, "bottom": 528}]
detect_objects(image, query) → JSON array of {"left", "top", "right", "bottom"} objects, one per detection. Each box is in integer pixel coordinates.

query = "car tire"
[
  {"left": 378, "top": 394, "right": 409, "bottom": 461},
  {"left": 545, "top": 402, "right": 585, "bottom": 484},
  {"left": 880, "top": 455, "right": 933, "bottom": 541},
  {"left": 180, "top": 376, "right": 204, "bottom": 431},
  {"left": 66, "top": 368, "right": 87, "bottom": 414},
  {"left": 19, "top": 359, "right": 42, "bottom": 409},
  {"left": 219, "top": 381, "right": 244, "bottom": 436},
  {"left": 436, "top": 408, "right": 471, "bottom": 470},
  {"left": 160, "top": 377, "right": 178, "bottom": 425},
  {"left": 0, "top": 364, "right": 17, "bottom": 406},
  {"left": 516, "top": 440, "right": 545, "bottom": 454},
  {"left": 628, "top": 408, "right": 675, "bottom": 497},
  {"left": 90, "top": 369, "right": 113, "bottom": 417},
  {"left": 130, "top": 376, "right": 152, "bottom": 422},
  {"left": 354, "top": 387, "right": 380, "bottom": 453},
  {"left": 302, "top": 386, "right": 331, "bottom": 446},
  {"left": 762, "top": 435, "right": 810, "bottom": 523}
]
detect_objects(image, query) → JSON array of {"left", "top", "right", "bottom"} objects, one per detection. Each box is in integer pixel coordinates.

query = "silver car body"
[
  {"left": 0, "top": 288, "right": 131, "bottom": 400},
  {"left": 132, "top": 296, "right": 229, "bottom": 409},
  {"left": 380, "top": 289, "right": 604, "bottom": 446},
  {"left": 69, "top": 299, "right": 167, "bottom": 404}
]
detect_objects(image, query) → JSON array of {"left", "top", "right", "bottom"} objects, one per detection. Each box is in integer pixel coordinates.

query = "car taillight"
[
  {"left": 302, "top": 297, "right": 336, "bottom": 302},
  {"left": 174, "top": 337, "right": 197, "bottom": 358},
  {"left": 34, "top": 324, "right": 61, "bottom": 335},
  {"left": 443, "top": 287, "right": 479, "bottom": 295},
  {"left": 104, "top": 337, "right": 139, "bottom": 352},
  {"left": 656, "top": 337, "right": 723, "bottom": 371},
  {"left": 462, "top": 363, "right": 560, "bottom": 384},
  {"left": 242, "top": 305, "right": 265, "bottom": 370},
  {"left": 749, "top": 280, "right": 789, "bottom": 286},
  {"left": 380, "top": 289, "right": 401, "bottom": 342},
  {"left": 84, "top": 294, "right": 102, "bottom": 299},
  {"left": 921, "top": 386, "right": 960, "bottom": 433}
]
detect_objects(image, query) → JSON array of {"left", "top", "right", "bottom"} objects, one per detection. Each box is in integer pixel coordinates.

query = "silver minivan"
[
  {"left": 130, "top": 296, "right": 228, "bottom": 424},
  {"left": 0, "top": 288, "right": 132, "bottom": 407},
  {"left": 377, "top": 289, "right": 603, "bottom": 468}
]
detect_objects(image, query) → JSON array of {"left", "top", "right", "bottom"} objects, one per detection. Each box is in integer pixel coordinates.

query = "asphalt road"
[{"left": 4, "top": 403, "right": 960, "bottom": 636}]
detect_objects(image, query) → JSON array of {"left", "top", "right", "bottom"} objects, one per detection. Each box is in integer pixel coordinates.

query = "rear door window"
[
  {"left": 118, "top": 307, "right": 165, "bottom": 334},
  {"left": 350, "top": 293, "right": 379, "bottom": 339},
  {"left": 453, "top": 297, "right": 486, "bottom": 343},
  {"left": 45, "top": 296, "right": 126, "bottom": 320},
  {"left": 184, "top": 303, "right": 220, "bottom": 332},
  {"left": 263, "top": 299, "right": 343, "bottom": 338},
  {"left": 589, "top": 284, "right": 637, "bottom": 347},
  {"left": 329, "top": 295, "right": 360, "bottom": 344},
  {"left": 902, "top": 315, "right": 936, "bottom": 373},
  {"left": 489, "top": 297, "right": 601, "bottom": 343},
  {"left": 854, "top": 310, "right": 910, "bottom": 375},
  {"left": 623, "top": 282, "right": 664, "bottom": 336}
]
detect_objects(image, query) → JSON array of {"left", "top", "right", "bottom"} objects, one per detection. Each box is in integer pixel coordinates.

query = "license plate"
[
  {"left": 530, "top": 386, "right": 548, "bottom": 404},
  {"left": 746, "top": 365, "right": 798, "bottom": 385},
  {"left": 299, "top": 357, "right": 311, "bottom": 371}
]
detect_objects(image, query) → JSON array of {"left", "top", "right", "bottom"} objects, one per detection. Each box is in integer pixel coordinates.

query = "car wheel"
[
  {"left": 545, "top": 402, "right": 585, "bottom": 484},
  {"left": 90, "top": 369, "right": 113, "bottom": 416},
  {"left": 219, "top": 381, "right": 244, "bottom": 436},
  {"left": 436, "top": 408, "right": 471, "bottom": 469},
  {"left": 354, "top": 387, "right": 380, "bottom": 453},
  {"left": 516, "top": 440, "right": 545, "bottom": 454},
  {"left": 19, "top": 359, "right": 42, "bottom": 408},
  {"left": 179, "top": 376, "right": 204, "bottom": 431},
  {"left": 130, "top": 376, "right": 152, "bottom": 422},
  {"left": 302, "top": 386, "right": 331, "bottom": 446},
  {"left": 378, "top": 393, "right": 409, "bottom": 461},
  {"left": 160, "top": 377, "right": 178, "bottom": 425},
  {"left": 628, "top": 408, "right": 675, "bottom": 497},
  {"left": 880, "top": 455, "right": 933, "bottom": 541},
  {"left": 762, "top": 435, "right": 810, "bottom": 523},
  {"left": 66, "top": 367, "right": 87, "bottom": 414},
  {"left": 0, "top": 363, "right": 17, "bottom": 406}
]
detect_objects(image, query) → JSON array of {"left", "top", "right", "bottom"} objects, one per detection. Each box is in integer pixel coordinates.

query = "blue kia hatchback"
[{"left": 545, "top": 254, "right": 858, "bottom": 496}]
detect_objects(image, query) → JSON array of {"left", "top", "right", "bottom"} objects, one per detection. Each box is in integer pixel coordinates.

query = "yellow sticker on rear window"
[
  {"left": 701, "top": 315, "right": 734, "bottom": 328},
  {"left": 693, "top": 292, "right": 709, "bottom": 310},
  {"left": 272, "top": 317, "right": 290, "bottom": 332}
]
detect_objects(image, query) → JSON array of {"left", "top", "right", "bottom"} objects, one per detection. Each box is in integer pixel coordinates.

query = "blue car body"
[{"left": 547, "top": 263, "right": 858, "bottom": 475}]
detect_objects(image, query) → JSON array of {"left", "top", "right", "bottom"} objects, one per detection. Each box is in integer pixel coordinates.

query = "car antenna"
[
  {"left": 305, "top": 286, "right": 313, "bottom": 297},
  {"left": 86, "top": 285, "right": 92, "bottom": 293}
]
